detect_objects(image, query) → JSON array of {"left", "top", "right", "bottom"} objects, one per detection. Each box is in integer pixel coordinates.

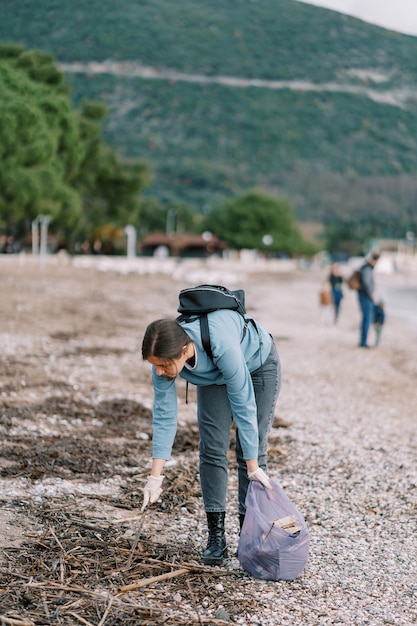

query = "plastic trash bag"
[{"left": 238, "top": 479, "right": 310, "bottom": 581}]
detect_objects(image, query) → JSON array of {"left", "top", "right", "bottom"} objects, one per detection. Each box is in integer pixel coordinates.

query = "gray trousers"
[{"left": 196, "top": 341, "right": 281, "bottom": 516}]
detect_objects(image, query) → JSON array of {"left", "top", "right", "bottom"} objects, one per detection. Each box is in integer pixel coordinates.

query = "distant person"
[
  {"left": 328, "top": 262, "right": 344, "bottom": 323},
  {"left": 373, "top": 299, "right": 385, "bottom": 347},
  {"left": 357, "top": 251, "right": 380, "bottom": 348},
  {"left": 319, "top": 281, "right": 333, "bottom": 326},
  {"left": 92, "top": 240, "right": 102, "bottom": 254},
  {"left": 1, "top": 235, "right": 16, "bottom": 254}
]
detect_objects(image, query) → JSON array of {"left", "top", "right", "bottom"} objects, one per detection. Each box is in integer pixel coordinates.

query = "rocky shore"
[{"left": 0, "top": 255, "right": 416, "bottom": 625}]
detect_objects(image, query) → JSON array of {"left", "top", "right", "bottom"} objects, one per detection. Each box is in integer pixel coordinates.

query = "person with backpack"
[
  {"left": 141, "top": 286, "right": 281, "bottom": 566},
  {"left": 358, "top": 251, "right": 380, "bottom": 348}
]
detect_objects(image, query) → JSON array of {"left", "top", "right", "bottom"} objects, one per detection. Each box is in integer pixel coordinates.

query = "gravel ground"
[{"left": 0, "top": 254, "right": 416, "bottom": 625}]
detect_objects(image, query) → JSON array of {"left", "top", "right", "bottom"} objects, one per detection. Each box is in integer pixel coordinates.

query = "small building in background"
[{"left": 139, "top": 232, "right": 226, "bottom": 258}]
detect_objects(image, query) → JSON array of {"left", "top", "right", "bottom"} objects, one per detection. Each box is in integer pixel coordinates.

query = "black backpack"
[{"left": 177, "top": 284, "right": 256, "bottom": 360}]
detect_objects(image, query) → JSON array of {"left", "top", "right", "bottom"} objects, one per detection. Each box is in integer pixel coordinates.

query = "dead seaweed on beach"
[
  {"left": 0, "top": 497, "right": 255, "bottom": 625},
  {"left": 0, "top": 420, "right": 255, "bottom": 625}
]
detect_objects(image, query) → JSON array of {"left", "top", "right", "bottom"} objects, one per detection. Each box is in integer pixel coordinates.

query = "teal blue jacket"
[{"left": 151, "top": 309, "right": 273, "bottom": 461}]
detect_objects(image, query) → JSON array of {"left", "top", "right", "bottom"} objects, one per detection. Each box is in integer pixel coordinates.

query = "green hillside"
[
  {"left": 3, "top": 0, "right": 417, "bottom": 83},
  {"left": 1, "top": 0, "right": 417, "bottom": 237}
]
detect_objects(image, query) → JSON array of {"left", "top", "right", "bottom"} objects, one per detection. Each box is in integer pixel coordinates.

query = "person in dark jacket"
[{"left": 358, "top": 251, "right": 380, "bottom": 348}]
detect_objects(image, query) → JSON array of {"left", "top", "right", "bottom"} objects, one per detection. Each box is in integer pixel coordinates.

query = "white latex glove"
[
  {"left": 248, "top": 467, "right": 272, "bottom": 489},
  {"left": 141, "top": 475, "right": 165, "bottom": 511}
]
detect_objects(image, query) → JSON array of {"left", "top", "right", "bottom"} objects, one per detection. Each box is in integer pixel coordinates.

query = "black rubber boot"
[
  {"left": 202, "top": 512, "right": 227, "bottom": 565},
  {"left": 239, "top": 514, "right": 245, "bottom": 532}
]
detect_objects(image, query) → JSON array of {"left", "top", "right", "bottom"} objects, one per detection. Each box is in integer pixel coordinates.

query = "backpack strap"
[
  {"left": 177, "top": 312, "right": 214, "bottom": 360},
  {"left": 199, "top": 313, "right": 213, "bottom": 360}
]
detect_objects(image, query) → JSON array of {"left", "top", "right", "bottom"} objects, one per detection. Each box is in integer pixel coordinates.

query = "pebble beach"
[
  {"left": 0, "top": 254, "right": 416, "bottom": 625},
  {"left": 246, "top": 267, "right": 417, "bottom": 625}
]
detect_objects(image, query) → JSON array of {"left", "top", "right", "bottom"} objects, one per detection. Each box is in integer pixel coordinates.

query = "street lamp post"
[
  {"left": 262, "top": 234, "right": 274, "bottom": 258},
  {"left": 262, "top": 234, "right": 273, "bottom": 247},
  {"left": 405, "top": 231, "right": 415, "bottom": 254},
  {"left": 32, "top": 214, "right": 51, "bottom": 256},
  {"left": 39, "top": 215, "right": 51, "bottom": 257},
  {"left": 32, "top": 217, "right": 40, "bottom": 255},
  {"left": 124, "top": 225, "right": 137, "bottom": 258},
  {"left": 165, "top": 209, "right": 176, "bottom": 235}
]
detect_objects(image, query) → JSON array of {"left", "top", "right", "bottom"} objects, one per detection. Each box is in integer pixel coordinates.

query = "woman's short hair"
[{"left": 142, "top": 319, "right": 191, "bottom": 361}]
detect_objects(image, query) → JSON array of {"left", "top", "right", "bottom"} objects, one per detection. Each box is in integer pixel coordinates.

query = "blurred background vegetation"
[{"left": 1, "top": 0, "right": 417, "bottom": 256}]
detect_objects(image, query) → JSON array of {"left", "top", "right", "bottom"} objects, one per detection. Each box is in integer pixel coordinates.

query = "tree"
[
  {"left": 0, "top": 46, "right": 84, "bottom": 238},
  {"left": 137, "top": 197, "right": 168, "bottom": 235},
  {"left": 202, "top": 189, "right": 314, "bottom": 256},
  {"left": 137, "top": 197, "right": 198, "bottom": 237},
  {"left": 0, "top": 44, "right": 151, "bottom": 249},
  {"left": 71, "top": 100, "right": 150, "bottom": 246},
  {"left": 166, "top": 201, "right": 197, "bottom": 234}
]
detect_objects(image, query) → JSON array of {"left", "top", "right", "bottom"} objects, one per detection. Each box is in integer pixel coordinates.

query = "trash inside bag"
[{"left": 238, "top": 479, "right": 310, "bottom": 581}]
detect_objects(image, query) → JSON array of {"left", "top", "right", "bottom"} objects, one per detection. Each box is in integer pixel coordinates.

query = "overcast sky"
[{"left": 296, "top": 0, "right": 417, "bottom": 36}]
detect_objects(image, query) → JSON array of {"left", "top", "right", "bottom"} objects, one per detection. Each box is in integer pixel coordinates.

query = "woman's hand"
[
  {"left": 248, "top": 467, "right": 272, "bottom": 489},
  {"left": 141, "top": 475, "right": 165, "bottom": 511},
  {"left": 141, "top": 458, "right": 167, "bottom": 511},
  {"left": 246, "top": 460, "right": 272, "bottom": 489}
]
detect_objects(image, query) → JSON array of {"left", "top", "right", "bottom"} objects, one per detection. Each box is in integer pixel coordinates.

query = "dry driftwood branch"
[
  {"left": 49, "top": 526, "right": 66, "bottom": 552},
  {"left": 97, "top": 596, "right": 114, "bottom": 626},
  {"left": 0, "top": 617, "right": 35, "bottom": 626},
  {"left": 66, "top": 612, "right": 95, "bottom": 626},
  {"left": 109, "top": 515, "right": 144, "bottom": 524},
  {"left": 118, "top": 567, "right": 191, "bottom": 592},
  {"left": 125, "top": 509, "right": 148, "bottom": 569},
  {"left": 25, "top": 580, "right": 107, "bottom": 599},
  {"left": 186, "top": 579, "right": 203, "bottom": 626}
]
